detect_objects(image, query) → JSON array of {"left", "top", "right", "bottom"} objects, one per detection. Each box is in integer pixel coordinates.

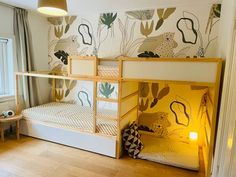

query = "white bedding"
[
  {"left": 22, "top": 102, "right": 117, "bottom": 136},
  {"left": 98, "top": 65, "right": 119, "bottom": 78},
  {"left": 138, "top": 135, "right": 199, "bottom": 171}
]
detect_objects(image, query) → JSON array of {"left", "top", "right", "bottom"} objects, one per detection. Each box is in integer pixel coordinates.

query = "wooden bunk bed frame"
[{"left": 15, "top": 56, "right": 222, "bottom": 177}]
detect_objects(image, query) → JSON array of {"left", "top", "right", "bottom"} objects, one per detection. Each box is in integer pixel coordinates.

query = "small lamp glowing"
[
  {"left": 38, "top": 0, "right": 68, "bottom": 16},
  {"left": 189, "top": 131, "right": 198, "bottom": 141}
]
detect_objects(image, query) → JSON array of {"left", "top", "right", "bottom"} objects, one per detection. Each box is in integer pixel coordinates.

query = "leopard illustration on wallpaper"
[{"left": 47, "top": 3, "right": 221, "bottom": 141}]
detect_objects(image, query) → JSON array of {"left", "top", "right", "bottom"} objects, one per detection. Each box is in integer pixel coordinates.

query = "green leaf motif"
[
  {"left": 157, "top": 86, "right": 170, "bottom": 100},
  {"left": 151, "top": 83, "right": 159, "bottom": 98},
  {"left": 100, "top": 13, "right": 117, "bottom": 29},
  {"left": 163, "top": 8, "right": 176, "bottom": 19},
  {"left": 99, "top": 82, "right": 115, "bottom": 98},
  {"left": 64, "top": 80, "right": 77, "bottom": 97},
  {"left": 140, "top": 20, "right": 154, "bottom": 37},
  {"left": 139, "top": 98, "right": 149, "bottom": 112},
  {"left": 150, "top": 98, "right": 158, "bottom": 108},
  {"left": 155, "top": 8, "right": 176, "bottom": 31},
  {"left": 55, "top": 89, "right": 64, "bottom": 101},
  {"left": 54, "top": 26, "right": 64, "bottom": 39},
  {"left": 48, "top": 17, "right": 63, "bottom": 25},
  {"left": 65, "top": 89, "right": 70, "bottom": 97},
  {"left": 155, "top": 18, "right": 164, "bottom": 31},
  {"left": 139, "top": 82, "right": 149, "bottom": 97},
  {"left": 157, "top": 9, "right": 164, "bottom": 18}
]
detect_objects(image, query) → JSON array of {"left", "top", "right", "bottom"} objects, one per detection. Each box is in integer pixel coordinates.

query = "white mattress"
[
  {"left": 138, "top": 135, "right": 199, "bottom": 171},
  {"left": 22, "top": 102, "right": 117, "bottom": 136}
]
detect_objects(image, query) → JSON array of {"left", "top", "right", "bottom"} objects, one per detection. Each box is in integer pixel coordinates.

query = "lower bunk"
[{"left": 20, "top": 102, "right": 118, "bottom": 158}]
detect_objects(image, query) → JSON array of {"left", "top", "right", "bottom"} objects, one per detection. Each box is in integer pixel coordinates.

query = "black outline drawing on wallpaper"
[
  {"left": 176, "top": 17, "right": 198, "bottom": 44},
  {"left": 205, "top": 4, "right": 221, "bottom": 35},
  {"left": 175, "top": 95, "right": 192, "bottom": 120},
  {"left": 170, "top": 101, "right": 190, "bottom": 127},
  {"left": 174, "top": 46, "right": 191, "bottom": 58},
  {"left": 118, "top": 17, "right": 145, "bottom": 56},
  {"left": 197, "top": 92, "right": 209, "bottom": 120},
  {"left": 78, "top": 91, "right": 92, "bottom": 107},
  {"left": 78, "top": 24, "right": 93, "bottom": 45},
  {"left": 79, "top": 18, "right": 99, "bottom": 56},
  {"left": 177, "top": 10, "right": 220, "bottom": 57}
]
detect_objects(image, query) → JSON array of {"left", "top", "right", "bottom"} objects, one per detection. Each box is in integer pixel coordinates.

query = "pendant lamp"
[{"left": 38, "top": 0, "right": 68, "bottom": 16}]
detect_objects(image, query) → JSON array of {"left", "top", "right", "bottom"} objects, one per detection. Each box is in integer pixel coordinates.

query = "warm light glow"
[
  {"left": 228, "top": 138, "right": 233, "bottom": 149},
  {"left": 189, "top": 132, "right": 198, "bottom": 141},
  {"left": 37, "top": 7, "right": 67, "bottom": 16}
]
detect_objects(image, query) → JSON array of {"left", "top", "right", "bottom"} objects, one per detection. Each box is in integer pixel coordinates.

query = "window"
[{"left": 0, "top": 37, "right": 14, "bottom": 99}]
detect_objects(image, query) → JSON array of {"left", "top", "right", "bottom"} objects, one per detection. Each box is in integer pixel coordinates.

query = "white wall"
[
  {"left": 0, "top": 5, "right": 50, "bottom": 113},
  {"left": 217, "top": 0, "right": 236, "bottom": 59},
  {"left": 0, "top": 5, "right": 14, "bottom": 35},
  {"left": 28, "top": 11, "right": 50, "bottom": 104}
]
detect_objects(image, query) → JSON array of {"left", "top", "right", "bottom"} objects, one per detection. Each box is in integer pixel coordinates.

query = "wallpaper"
[{"left": 47, "top": 3, "right": 221, "bottom": 141}]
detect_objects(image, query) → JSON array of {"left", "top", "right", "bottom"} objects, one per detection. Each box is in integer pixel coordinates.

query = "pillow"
[{"left": 122, "top": 122, "right": 143, "bottom": 158}]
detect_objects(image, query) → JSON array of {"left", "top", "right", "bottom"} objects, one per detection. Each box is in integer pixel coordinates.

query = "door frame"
[{"left": 212, "top": 19, "right": 236, "bottom": 177}]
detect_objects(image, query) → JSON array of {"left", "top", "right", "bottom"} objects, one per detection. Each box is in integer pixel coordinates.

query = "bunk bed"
[{"left": 15, "top": 56, "right": 222, "bottom": 177}]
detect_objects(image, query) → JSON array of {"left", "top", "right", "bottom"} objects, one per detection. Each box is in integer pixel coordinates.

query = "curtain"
[{"left": 13, "top": 8, "right": 38, "bottom": 108}]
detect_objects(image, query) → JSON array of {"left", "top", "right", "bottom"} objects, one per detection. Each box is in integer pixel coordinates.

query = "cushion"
[{"left": 122, "top": 122, "right": 144, "bottom": 158}]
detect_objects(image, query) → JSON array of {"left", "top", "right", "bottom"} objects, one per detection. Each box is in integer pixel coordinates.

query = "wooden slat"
[
  {"left": 96, "top": 115, "right": 117, "bottom": 121},
  {"left": 96, "top": 97, "right": 118, "bottom": 103},
  {"left": 122, "top": 78, "right": 215, "bottom": 87},
  {"left": 121, "top": 105, "right": 138, "bottom": 120},
  {"left": 121, "top": 91, "right": 138, "bottom": 101},
  {"left": 119, "top": 56, "right": 222, "bottom": 62}
]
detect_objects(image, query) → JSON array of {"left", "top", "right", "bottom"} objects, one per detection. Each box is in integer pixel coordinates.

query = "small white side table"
[{"left": 0, "top": 114, "right": 22, "bottom": 142}]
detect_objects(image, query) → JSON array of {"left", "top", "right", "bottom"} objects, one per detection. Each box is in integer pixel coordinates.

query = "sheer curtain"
[{"left": 13, "top": 8, "right": 38, "bottom": 108}]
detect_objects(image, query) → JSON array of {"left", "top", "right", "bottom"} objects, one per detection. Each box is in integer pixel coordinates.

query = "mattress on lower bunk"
[
  {"left": 98, "top": 65, "right": 119, "bottom": 78},
  {"left": 22, "top": 102, "right": 117, "bottom": 136},
  {"left": 138, "top": 135, "right": 199, "bottom": 171}
]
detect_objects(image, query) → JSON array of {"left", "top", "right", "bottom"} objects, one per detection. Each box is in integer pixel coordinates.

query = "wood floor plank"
[{"left": 0, "top": 136, "right": 204, "bottom": 177}]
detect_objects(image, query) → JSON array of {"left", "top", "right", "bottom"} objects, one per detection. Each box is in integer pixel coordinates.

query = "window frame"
[{"left": 0, "top": 34, "right": 17, "bottom": 102}]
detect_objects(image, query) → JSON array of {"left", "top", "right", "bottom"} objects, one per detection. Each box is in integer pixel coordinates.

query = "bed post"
[
  {"left": 51, "top": 78, "right": 56, "bottom": 102},
  {"left": 206, "top": 60, "right": 222, "bottom": 177},
  {"left": 93, "top": 56, "right": 98, "bottom": 133},
  {"left": 116, "top": 57, "right": 123, "bottom": 159}
]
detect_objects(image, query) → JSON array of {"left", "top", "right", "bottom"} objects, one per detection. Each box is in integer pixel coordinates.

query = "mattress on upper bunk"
[
  {"left": 138, "top": 135, "right": 199, "bottom": 171},
  {"left": 98, "top": 65, "right": 119, "bottom": 78},
  {"left": 22, "top": 102, "right": 117, "bottom": 136}
]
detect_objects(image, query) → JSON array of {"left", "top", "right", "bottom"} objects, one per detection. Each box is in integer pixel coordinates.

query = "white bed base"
[{"left": 20, "top": 119, "right": 117, "bottom": 158}]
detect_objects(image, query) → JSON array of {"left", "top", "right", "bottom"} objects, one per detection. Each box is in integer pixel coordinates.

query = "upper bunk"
[{"left": 67, "top": 56, "right": 222, "bottom": 86}]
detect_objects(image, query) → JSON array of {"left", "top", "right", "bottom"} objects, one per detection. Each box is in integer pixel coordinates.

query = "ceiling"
[{"left": 0, "top": 0, "right": 221, "bottom": 15}]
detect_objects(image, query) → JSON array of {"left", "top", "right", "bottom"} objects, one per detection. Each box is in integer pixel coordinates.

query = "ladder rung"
[{"left": 96, "top": 97, "right": 118, "bottom": 103}]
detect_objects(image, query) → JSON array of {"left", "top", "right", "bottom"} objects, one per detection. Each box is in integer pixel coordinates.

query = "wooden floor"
[{"left": 0, "top": 136, "right": 204, "bottom": 177}]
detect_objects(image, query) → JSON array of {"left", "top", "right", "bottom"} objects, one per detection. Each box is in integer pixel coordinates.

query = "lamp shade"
[{"left": 38, "top": 0, "right": 68, "bottom": 16}]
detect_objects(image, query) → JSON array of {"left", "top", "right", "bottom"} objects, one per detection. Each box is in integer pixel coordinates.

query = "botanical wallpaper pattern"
[{"left": 48, "top": 3, "right": 221, "bottom": 141}]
